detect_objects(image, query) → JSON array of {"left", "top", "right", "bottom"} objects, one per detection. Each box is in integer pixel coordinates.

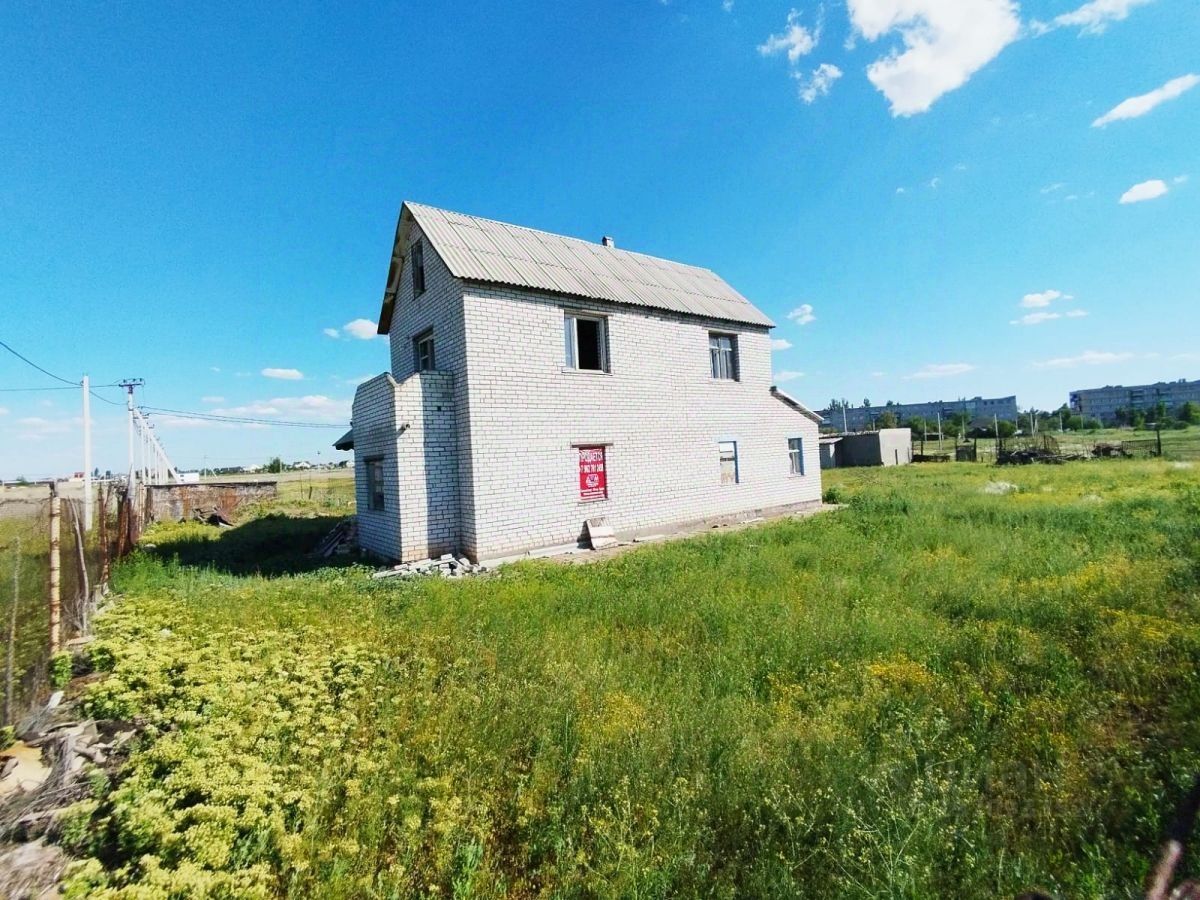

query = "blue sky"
[{"left": 1, "top": 0, "right": 1196, "bottom": 478}]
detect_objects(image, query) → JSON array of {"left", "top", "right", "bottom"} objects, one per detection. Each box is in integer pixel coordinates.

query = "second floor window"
[
  {"left": 564, "top": 313, "right": 608, "bottom": 372},
  {"left": 412, "top": 240, "right": 426, "bottom": 296},
  {"left": 413, "top": 329, "right": 435, "bottom": 372},
  {"left": 710, "top": 333, "right": 738, "bottom": 380}
]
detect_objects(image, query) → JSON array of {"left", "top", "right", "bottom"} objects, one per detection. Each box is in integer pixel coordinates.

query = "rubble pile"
[
  {"left": 371, "top": 553, "right": 486, "bottom": 580},
  {"left": 314, "top": 517, "right": 358, "bottom": 557}
]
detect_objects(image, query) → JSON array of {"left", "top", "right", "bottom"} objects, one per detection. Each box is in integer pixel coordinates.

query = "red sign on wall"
[{"left": 578, "top": 445, "right": 607, "bottom": 501}]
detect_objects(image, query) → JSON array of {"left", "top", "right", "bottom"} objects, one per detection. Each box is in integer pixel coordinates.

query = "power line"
[
  {"left": 0, "top": 338, "right": 81, "bottom": 387},
  {"left": 89, "top": 389, "right": 124, "bottom": 407},
  {"left": 142, "top": 406, "right": 346, "bottom": 428},
  {"left": 0, "top": 385, "right": 78, "bottom": 393}
]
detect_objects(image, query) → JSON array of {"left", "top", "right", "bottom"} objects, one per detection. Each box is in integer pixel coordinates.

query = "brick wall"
[
  {"left": 458, "top": 286, "right": 822, "bottom": 560},
  {"left": 351, "top": 371, "right": 460, "bottom": 562},
  {"left": 144, "top": 481, "right": 277, "bottom": 523}
]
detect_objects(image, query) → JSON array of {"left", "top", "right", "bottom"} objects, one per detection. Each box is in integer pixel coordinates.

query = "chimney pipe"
[{"left": 601, "top": 236, "right": 615, "bottom": 248}]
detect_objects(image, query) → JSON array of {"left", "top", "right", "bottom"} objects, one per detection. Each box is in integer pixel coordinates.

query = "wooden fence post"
[
  {"left": 69, "top": 499, "right": 90, "bottom": 635},
  {"left": 3, "top": 536, "right": 19, "bottom": 727},
  {"left": 49, "top": 482, "right": 62, "bottom": 656}
]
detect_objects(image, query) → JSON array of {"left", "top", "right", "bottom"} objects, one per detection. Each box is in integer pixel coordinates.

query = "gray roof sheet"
[{"left": 405, "top": 202, "right": 774, "bottom": 328}]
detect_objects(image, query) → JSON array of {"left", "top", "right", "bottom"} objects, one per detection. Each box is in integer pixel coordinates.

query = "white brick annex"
[{"left": 339, "top": 202, "right": 824, "bottom": 563}]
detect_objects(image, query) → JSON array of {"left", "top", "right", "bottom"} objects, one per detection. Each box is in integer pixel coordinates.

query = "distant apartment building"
[
  {"left": 1069, "top": 379, "right": 1200, "bottom": 424},
  {"left": 817, "top": 396, "right": 1019, "bottom": 432}
]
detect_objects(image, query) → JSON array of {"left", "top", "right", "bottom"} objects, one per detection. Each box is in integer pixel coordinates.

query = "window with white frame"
[
  {"left": 788, "top": 437, "right": 804, "bottom": 475},
  {"left": 709, "top": 332, "right": 738, "bottom": 380},
  {"left": 564, "top": 313, "right": 608, "bottom": 371},
  {"left": 366, "top": 457, "right": 385, "bottom": 511},
  {"left": 413, "top": 329, "right": 435, "bottom": 372},
  {"left": 719, "top": 441, "right": 739, "bottom": 484}
]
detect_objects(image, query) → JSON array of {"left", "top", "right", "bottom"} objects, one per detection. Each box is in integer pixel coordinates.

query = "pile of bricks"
[{"left": 370, "top": 553, "right": 486, "bottom": 580}]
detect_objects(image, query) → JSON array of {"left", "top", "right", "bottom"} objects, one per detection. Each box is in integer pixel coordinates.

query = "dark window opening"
[
  {"left": 412, "top": 240, "right": 426, "bottom": 296},
  {"left": 564, "top": 313, "right": 608, "bottom": 372},
  {"left": 366, "top": 457, "right": 385, "bottom": 511}
]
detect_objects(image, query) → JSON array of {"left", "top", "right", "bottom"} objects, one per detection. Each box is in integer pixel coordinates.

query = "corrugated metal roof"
[{"left": 404, "top": 202, "right": 775, "bottom": 328}]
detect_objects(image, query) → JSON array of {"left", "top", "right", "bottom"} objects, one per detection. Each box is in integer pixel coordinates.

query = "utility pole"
[
  {"left": 118, "top": 379, "right": 144, "bottom": 485},
  {"left": 82, "top": 374, "right": 93, "bottom": 532}
]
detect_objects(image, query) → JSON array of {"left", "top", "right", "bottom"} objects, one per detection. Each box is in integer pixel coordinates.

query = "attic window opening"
[
  {"left": 412, "top": 240, "right": 426, "bottom": 297},
  {"left": 564, "top": 313, "right": 608, "bottom": 372}
]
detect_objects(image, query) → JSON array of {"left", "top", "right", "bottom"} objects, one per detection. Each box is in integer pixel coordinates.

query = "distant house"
[
  {"left": 338, "top": 202, "right": 823, "bottom": 563},
  {"left": 820, "top": 429, "right": 912, "bottom": 469}
]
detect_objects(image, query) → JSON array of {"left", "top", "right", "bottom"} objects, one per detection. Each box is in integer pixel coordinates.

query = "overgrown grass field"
[{"left": 65, "top": 460, "right": 1200, "bottom": 898}]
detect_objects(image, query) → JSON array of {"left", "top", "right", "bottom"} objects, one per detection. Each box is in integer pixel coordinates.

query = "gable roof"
[{"left": 378, "top": 202, "right": 774, "bottom": 333}]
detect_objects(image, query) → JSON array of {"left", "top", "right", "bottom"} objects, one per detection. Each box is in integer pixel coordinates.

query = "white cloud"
[
  {"left": 1175, "top": 175, "right": 1190, "bottom": 185},
  {"left": 1092, "top": 74, "right": 1199, "bottom": 127},
  {"left": 871, "top": 371, "right": 887, "bottom": 377},
  {"left": 1041, "top": 182, "right": 1066, "bottom": 194},
  {"left": 16, "top": 416, "right": 79, "bottom": 440},
  {"left": 262, "top": 367, "right": 304, "bottom": 380},
  {"left": 846, "top": 0, "right": 1021, "bottom": 116},
  {"left": 1033, "top": 350, "right": 1134, "bottom": 369},
  {"left": 928, "top": 177, "right": 941, "bottom": 189},
  {"left": 1032, "top": 0, "right": 1154, "bottom": 36},
  {"left": 210, "top": 366, "right": 221, "bottom": 373},
  {"left": 723, "top": 0, "right": 734, "bottom": 10},
  {"left": 323, "top": 327, "right": 340, "bottom": 339},
  {"left": 1010, "top": 309, "right": 1087, "bottom": 326},
  {"left": 771, "top": 338, "right": 794, "bottom": 351},
  {"left": 201, "top": 396, "right": 225, "bottom": 404},
  {"left": 1020, "top": 289, "right": 1065, "bottom": 308},
  {"left": 774, "top": 370, "right": 805, "bottom": 382},
  {"left": 895, "top": 187, "right": 908, "bottom": 194},
  {"left": 211, "top": 395, "right": 352, "bottom": 421},
  {"left": 342, "top": 318, "right": 380, "bottom": 340},
  {"left": 787, "top": 303, "right": 816, "bottom": 325},
  {"left": 1011, "top": 312, "right": 1061, "bottom": 325},
  {"left": 904, "top": 362, "right": 976, "bottom": 380},
  {"left": 758, "top": 9, "right": 819, "bottom": 62},
  {"left": 798, "top": 63, "right": 843, "bottom": 103},
  {"left": 0, "top": 407, "right": 7, "bottom": 416},
  {"left": 1119, "top": 179, "right": 1168, "bottom": 204}
]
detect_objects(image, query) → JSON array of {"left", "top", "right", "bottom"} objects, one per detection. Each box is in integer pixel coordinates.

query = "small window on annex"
[
  {"left": 709, "top": 333, "right": 738, "bottom": 380},
  {"left": 366, "top": 457, "right": 386, "bottom": 511},
  {"left": 788, "top": 437, "right": 804, "bottom": 475},
  {"left": 413, "top": 329, "right": 435, "bottom": 372},
  {"left": 564, "top": 313, "right": 608, "bottom": 372},
  {"left": 719, "top": 441, "right": 739, "bottom": 484}
]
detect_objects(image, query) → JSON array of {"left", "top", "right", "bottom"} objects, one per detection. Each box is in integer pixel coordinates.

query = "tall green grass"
[{"left": 67, "top": 460, "right": 1200, "bottom": 898}]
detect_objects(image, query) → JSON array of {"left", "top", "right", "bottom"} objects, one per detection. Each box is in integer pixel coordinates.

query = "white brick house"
[{"left": 338, "top": 202, "right": 823, "bottom": 562}]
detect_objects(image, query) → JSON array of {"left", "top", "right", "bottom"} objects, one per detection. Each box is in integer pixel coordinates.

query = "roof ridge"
[{"left": 403, "top": 200, "right": 723, "bottom": 279}]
